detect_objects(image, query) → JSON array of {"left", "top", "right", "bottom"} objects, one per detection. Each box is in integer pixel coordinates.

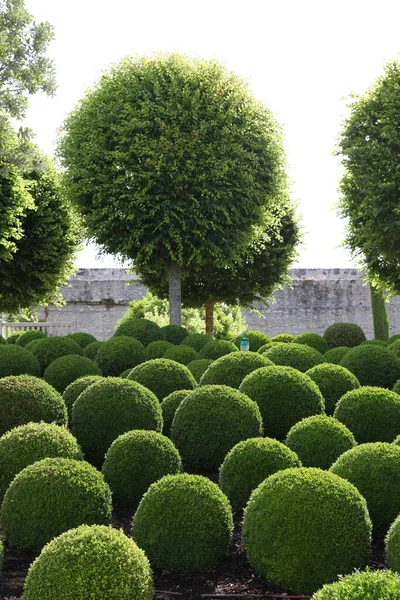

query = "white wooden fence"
[{"left": 1, "top": 321, "right": 77, "bottom": 339}]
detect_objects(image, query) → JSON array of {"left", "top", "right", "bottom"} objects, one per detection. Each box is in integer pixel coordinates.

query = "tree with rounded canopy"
[{"left": 58, "top": 53, "right": 292, "bottom": 325}]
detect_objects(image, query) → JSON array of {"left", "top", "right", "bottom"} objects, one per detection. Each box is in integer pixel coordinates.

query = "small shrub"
[
  {"left": 43, "top": 355, "right": 101, "bottom": 393},
  {"left": 64, "top": 332, "right": 97, "bottom": 347},
  {"left": 118, "top": 368, "right": 132, "bottom": 378},
  {"left": 389, "top": 333, "right": 400, "bottom": 345},
  {"left": 160, "top": 390, "right": 191, "bottom": 437},
  {"left": 340, "top": 344, "right": 400, "bottom": 388},
  {"left": 0, "top": 344, "right": 40, "bottom": 378},
  {"left": 0, "top": 335, "right": 5, "bottom": 344},
  {"left": 180, "top": 333, "right": 212, "bottom": 352},
  {"left": 1, "top": 457, "right": 111, "bottom": 551},
  {"left": 145, "top": 340, "right": 174, "bottom": 359},
  {"left": 6, "top": 331, "right": 21, "bottom": 344},
  {"left": 271, "top": 333, "right": 295, "bottom": 343},
  {"left": 161, "top": 324, "right": 189, "bottom": 345},
  {"left": 234, "top": 330, "right": 271, "bottom": 352},
  {"left": 171, "top": 385, "right": 262, "bottom": 469},
  {"left": 263, "top": 342, "right": 325, "bottom": 372},
  {"left": 199, "top": 340, "right": 238, "bottom": 360},
  {"left": 128, "top": 358, "right": 197, "bottom": 401},
  {"left": 186, "top": 359, "right": 213, "bottom": 383},
  {"left": 394, "top": 380, "right": 400, "bottom": 395},
  {"left": 239, "top": 366, "right": 324, "bottom": 440},
  {"left": 28, "top": 336, "right": 84, "bottom": 374},
  {"left": 219, "top": 437, "right": 301, "bottom": 510},
  {"left": 386, "top": 514, "right": 400, "bottom": 573},
  {"left": 242, "top": 467, "right": 371, "bottom": 594},
  {"left": 62, "top": 375, "right": 104, "bottom": 422},
  {"left": 257, "top": 342, "right": 273, "bottom": 354},
  {"left": 83, "top": 340, "right": 104, "bottom": 361},
  {"left": 334, "top": 386, "right": 400, "bottom": 443},
  {"left": 16, "top": 329, "right": 47, "bottom": 347},
  {"left": 323, "top": 346, "right": 350, "bottom": 364},
  {"left": 132, "top": 473, "right": 233, "bottom": 572},
  {"left": 323, "top": 322, "right": 366, "bottom": 349},
  {"left": 114, "top": 317, "right": 164, "bottom": 346},
  {"left": 95, "top": 336, "right": 146, "bottom": 377},
  {"left": 164, "top": 345, "right": 200, "bottom": 365},
  {"left": 199, "top": 352, "right": 273, "bottom": 389},
  {"left": 285, "top": 415, "right": 356, "bottom": 469},
  {"left": 296, "top": 332, "right": 329, "bottom": 354},
  {"left": 102, "top": 430, "right": 182, "bottom": 508},
  {"left": 306, "top": 363, "right": 360, "bottom": 415},
  {"left": 312, "top": 568, "right": 400, "bottom": 600},
  {"left": 361, "top": 339, "right": 388, "bottom": 346},
  {"left": 22, "top": 524, "right": 153, "bottom": 600},
  {"left": 388, "top": 339, "right": 400, "bottom": 358}
]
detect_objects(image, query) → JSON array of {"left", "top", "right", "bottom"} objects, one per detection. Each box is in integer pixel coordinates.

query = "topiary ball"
[
  {"left": 163, "top": 344, "right": 200, "bottom": 365},
  {"left": 128, "top": 358, "right": 197, "bottom": 401},
  {"left": 323, "top": 322, "right": 366, "bottom": 349},
  {"left": 271, "top": 333, "right": 295, "bottom": 343},
  {"left": 219, "top": 437, "right": 301, "bottom": 510},
  {"left": 334, "top": 386, "right": 400, "bottom": 443},
  {"left": 199, "top": 351, "right": 273, "bottom": 389},
  {"left": 6, "top": 331, "right": 21, "bottom": 344},
  {"left": 239, "top": 366, "right": 324, "bottom": 440},
  {"left": 243, "top": 467, "right": 371, "bottom": 594},
  {"left": 16, "top": 329, "right": 47, "bottom": 347},
  {"left": 132, "top": 473, "right": 233, "bottom": 572},
  {"left": 263, "top": 342, "right": 325, "bottom": 372},
  {"left": 340, "top": 344, "right": 400, "bottom": 388},
  {"left": 0, "top": 421, "right": 83, "bottom": 501},
  {"left": 306, "top": 363, "right": 360, "bottom": 415},
  {"left": 296, "top": 332, "right": 329, "bottom": 354},
  {"left": 186, "top": 359, "right": 213, "bottom": 383},
  {"left": 161, "top": 324, "right": 189, "bottom": 345},
  {"left": 145, "top": 340, "right": 174, "bottom": 359},
  {"left": 71, "top": 378, "right": 162, "bottom": 467},
  {"left": 43, "top": 354, "right": 102, "bottom": 393},
  {"left": 234, "top": 330, "right": 271, "bottom": 352},
  {"left": 83, "top": 340, "right": 104, "bottom": 361},
  {"left": 62, "top": 375, "right": 104, "bottom": 422},
  {"left": 28, "top": 336, "right": 84, "bottom": 374},
  {"left": 285, "top": 415, "right": 356, "bottom": 470},
  {"left": 1, "top": 457, "right": 111, "bottom": 551},
  {"left": 102, "top": 430, "right": 182, "bottom": 508},
  {"left": 95, "top": 336, "right": 146, "bottom": 376},
  {"left": 199, "top": 339, "right": 238, "bottom": 360},
  {"left": 180, "top": 333, "right": 212, "bottom": 352},
  {"left": 386, "top": 514, "right": 400, "bottom": 573},
  {"left": 63, "top": 332, "right": 97, "bottom": 347},
  {"left": 257, "top": 342, "right": 274, "bottom": 354},
  {"left": 323, "top": 346, "right": 351, "bottom": 364},
  {"left": 171, "top": 385, "right": 263, "bottom": 469},
  {"left": 160, "top": 390, "right": 191, "bottom": 437},
  {"left": 312, "top": 568, "right": 400, "bottom": 600},
  {"left": 22, "top": 524, "right": 153, "bottom": 600},
  {"left": 114, "top": 317, "right": 164, "bottom": 346},
  {"left": 0, "top": 344, "right": 40, "bottom": 378},
  {"left": 0, "top": 375, "right": 67, "bottom": 435}
]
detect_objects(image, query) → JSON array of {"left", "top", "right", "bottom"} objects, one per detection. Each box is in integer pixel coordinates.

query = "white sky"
[{"left": 23, "top": 0, "right": 400, "bottom": 269}]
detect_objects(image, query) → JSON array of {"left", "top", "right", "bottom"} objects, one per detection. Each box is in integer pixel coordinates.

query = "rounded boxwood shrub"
[
  {"left": 95, "top": 336, "right": 146, "bottom": 377},
  {"left": 243, "top": 467, "right": 371, "bottom": 594},
  {"left": 0, "top": 375, "right": 67, "bottom": 435},
  {"left": 389, "top": 339, "right": 400, "bottom": 358},
  {"left": 6, "top": 331, "right": 21, "bottom": 344},
  {"left": 263, "top": 342, "right": 325, "bottom": 372},
  {"left": 71, "top": 378, "right": 162, "bottom": 467},
  {"left": 164, "top": 344, "right": 200, "bottom": 365},
  {"left": 22, "top": 524, "right": 153, "bottom": 600},
  {"left": 330, "top": 442, "right": 400, "bottom": 537},
  {"left": 334, "top": 386, "right": 400, "bottom": 443},
  {"left": 161, "top": 324, "right": 189, "bottom": 345},
  {"left": 285, "top": 415, "right": 356, "bottom": 470},
  {"left": 219, "top": 437, "right": 301, "bottom": 510},
  {"left": 160, "top": 390, "right": 191, "bottom": 437},
  {"left": 132, "top": 473, "right": 233, "bottom": 572},
  {"left": 83, "top": 340, "right": 104, "bottom": 361},
  {"left": 63, "top": 332, "right": 97, "bottom": 347},
  {"left": 128, "top": 358, "right": 197, "bottom": 401},
  {"left": 1, "top": 457, "right": 111, "bottom": 551},
  {"left": 389, "top": 333, "right": 400, "bottom": 344},
  {"left": 313, "top": 568, "right": 400, "bottom": 600},
  {"left": 180, "top": 333, "right": 212, "bottom": 352},
  {"left": 199, "top": 351, "right": 273, "bottom": 389},
  {"left": 271, "top": 333, "right": 295, "bottom": 343},
  {"left": 102, "top": 430, "right": 182, "bottom": 508},
  {"left": 199, "top": 339, "right": 238, "bottom": 360},
  {"left": 114, "top": 317, "right": 164, "bottom": 346},
  {"left": 386, "top": 514, "right": 400, "bottom": 573},
  {"left": 28, "top": 336, "right": 84, "bottom": 374},
  {"left": 257, "top": 342, "right": 274, "bottom": 354},
  {"left": 361, "top": 339, "right": 388, "bottom": 346},
  {"left": 145, "top": 340, "right": 174, "bottom": 359},
  {"left": 0, "top": 421, "right": 83, "bottom": 501},
  {"left": 239, "top": 366, "right": 324, "bottom": 440},
  {"left": 186, "top": 358, "right": 213, "bottom": 383},
  {"left": 44, "top": 354, "right": 102, "bottom": 393},
  {"left": 323, "top": 346, "right": 350, "bottom": 364},
  {"left": 62, "top": 375, "right": 104, "bottom": 422},
  {"left": 171, "top": 385, "right": 262, "bottom": 469},
  {"left": 16, "top": 329, "right": 47, "bottom": 347},
  {"left": 306, "top": 363, "right": 360, "bottom": 415},
  {"left": 323, "top": 322, "right": 366, "bottom": 349},
  {"left": 234, "top": 330, "right": 271, "bottom": 352},
  {"left": 296, "top": 332, "right": 329, "bottom": 354},
  {"left": 340, "top": 344, "right": 400, "bottom": 388},
  {"left": 0, "top": 344, "right": 40, "bottom": 378}
]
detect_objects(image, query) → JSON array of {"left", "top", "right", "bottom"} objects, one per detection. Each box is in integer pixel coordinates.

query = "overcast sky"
[{"left": 23, "top": 0, "right": 400, "bottom": 269}]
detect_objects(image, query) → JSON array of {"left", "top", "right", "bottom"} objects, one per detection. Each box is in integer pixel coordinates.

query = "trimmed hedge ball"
[
  {"left": 6, "top": 331, "right": 21, "bottom": 344},
  {"left": 199, "top": 351, "right": 273, "bottom": 389},
  {"left": 330, "top": 442, "right": 400, "bottom": 537},
  {"left": 43, "top": 354, "right": 102, "bottom": 393},
  {"left": 16, "top": 329, "right": 47, "bottom": 347},
  {"left": 0, "top": 344, "right": 40, "bottom": 378},
  {"left": 128, "top": 358, "right": 197, "bottom": 401},
  {"left": 132, "top": 473, "right": 233, "bottom": 572},
  {"left": 160, "top": 390, "right": 191, "bottom": 437},
  {"left": 0, "top": 375, "right": 67, "bottom": 435},
  {"left": 263, "top": 342, "right": 325, "bottom": 372},
  {"left": 71, "top": 378, "right": 162, "bottom": 467},
  {"left": 95, "top": 336, "right": 146, "bottom": 377},
  {"left": 243, "top": 467, "right": 371, "bottom": 594},
  {"left": 1, "top": 457, "right": 111, "bottom": 551},
  {"left": 239, "top": 366, "right": 324, "bottom": 440},
  {"left": 186, "top": 359, "right": 213, "bottom": 383},
  {"left": 83, "top": 340, "right": 104, "bottom": 361},
  {"left": 163, "top": 344, "right": 200, "bottom": 365},
  {"left": 28, "top": 336, "right": 84, "bottom": 374},
  {"left": 180, "top": 333, "right": 212, "bottom": 352},
  {"left": 219, "top": 437, "right": 301, "bottom": 510},
  {"left": 0, "top": 421, "right": 83, "bottom": 501},
  {"left": 386, "top": 515, "right": 400, "bottom": 574},
  {"left": 285, "top": 415, "right": 356, "bottom": 470},
  {"left": 340, "top": 344, "right": 400, "bottom": 388},
  {"left": 62, "top": 375, "right": 104, "bottom": 422},
  {"left": 323, "top": 346, "right": 350, "bottom": 364},
  {"left": 235, "top": 330, "right": 271, "bottom": 352},
  {"left": 271, "top": 333, "right": 295, "bottom": 343},
  {"left": 313, "top": 568, "right": 400, "bottom": 600},
  {"left": 22, "top": 524, "right": 153, "bottom": 600},
  {"left": 323, "top": 322, "right": 366, "bottom": 349},
  {"left": 145, "top": 340, "right": 174, "bottom": 359},
  {"left": 102, "top": 430, "right": 182, "bottom": 508},
  {"left": 257, "top": 342, "right": 273, "bottom": 354},
  {"left": 114, "top": 317, "right": 164, "bottom": 346},
  {"left": 199, "top": 339, "right": 238, "bottom": 360},
  {"left": 161, "top": 324, "right": 189, "bottom": 345},
  {"left": 306, "top": 363, "right": 360, "bottom": 415},
  {"left": 334, "top": 386, "right": 400, "bottom": 443},
  {"left": 296, "top": 332, "right": 329, "bottom": 354},
  {"left": 171, "top": 385, "right": 263, "bottom": 469},
  {"left": 63, "top": 332, "right": 97, "bottom": 347}
]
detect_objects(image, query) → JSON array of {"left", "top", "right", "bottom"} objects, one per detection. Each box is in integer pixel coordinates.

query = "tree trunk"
[
  {"left": 167, "top": 262, "right": 182, "bottom": 325},
  {"left": 205, "top": 301, "right": 215, "bottom": 337},
  {"left": 370, "top": 285, "right": 389, "bottom": 341}
]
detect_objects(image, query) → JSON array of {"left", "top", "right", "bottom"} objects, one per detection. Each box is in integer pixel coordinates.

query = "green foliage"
[
  {"left": 180, "top": 332, "right": 211, "bottom": 351},
  {"left": 102, "top": 430, "right": 182, "bottom": 508},
  {"left": 132, "top": 473, "right": 233, "bottom": 572},
  {"left": 22, "top": 524, "right": 154, "bottom": 600},
  {"left": 219, "top": 437, "right": 301, "bottom": 510},
  {"left": 306, "top": 363, "right": 360, "bottom": 415},
  {"left": 362, "top": 339, "right": 388, "bottom": 346},
  {"left": 62, "top": 375, "right": 104, "bottom": 422},
  {"left": 164, "top": 344, "right": 200, "bottom": 365},
  {"left": 145, "top": 340, "right": 174, "bottom": 359},
  {"left": 389, "top": 334, "right": 400, "bottom": 344},
  {"left": 389, "top": 339, "right": 400, "bottom": 357},
  {"left": 16, "top": 329, "right": 47, "bottom": 347},
  {"left": 370, "top": 285, "right": 389, "bottom": 341},
  {"left": 63, "top": 332, "right": 97, "bottom": 347},
  {"left": 160, "top": 390, "right": 191, "bottom": 437},
  {"left": 83, "top": 340, "right": 104, "bottom": 360},
  {"left": 95, "top": 336, "right": 146, "bottom": 377},
  {"left": 242, "top": 467, "right": 371, "bottom": 594},
  {"left": 0, "top": 343, "right": 40, "bottom": 377},
  {"left": 128, "top": 358, "right": 197, "bottom": 401},
  {"left": 0, "top": 375, "right": 67, "bottom": 434},
  {"left": 263, "top": 341, "right": 325, "bottom": 372},
  {"left": 114, "top": 317, "right": 164, "bottom": 346},
  {"left": 323, "top": 322, "right": 366, "bottom": 349},
  {"left": 1, "top": 457, "right": 111, "bottom": 551},
  {"left": 43, "top": 354, "right": 101, "bottom": 393},
  {"left": 239, "top": 366, "right": 324, "bottom": 440},
  {"left": 161, "top": 324, "right": 189, "bottom": 345},
  {"left": 257, "top": 342, "right": 273, "bottom": 354},
  {"left": 171, "top": 385, "right": 263, "bottom": 469},
  {"left": 28, "top": 336, "right": 83, "bottom": 375},
  {"left": 6, "top": 331, "right": 21, "bottom": 344},
  {"left": 312, "top": 568, "right": 400, "bottom": 600},
  {"left": 234, "top": 330, "right": 271, "bottom": 352},
  {"left": 330, "top": 442, "right": 400, "bottom": 537},
  {"left": 296, "top": 332, "right": 329, "bottom": 354},
  {"left": 0, "top": 335, "right": 5, "bottom": 344},
  {"left": 186, "top": 359, "right": 213, "bottom": 383},
  {"left": 199, "top": 351, "right": 273, "bottom": 389},
  {"left": 199, "top": 339, "right": 238, "bottom": 360},
  {"left": 340, "top": 344, "right": 400, "bottom": 388},
  {"left": 0, "top": 167, "right": 34, "bottom": 260},
  {"left": 271, "top": 333, "right": 294, "bottom": 343},
  {"left": 0, "top": 421, "right": 83, "bottom": 502},
  {"left": 285, "top": 415, "right": 356, "bottom": 470},
  {"left": 394, "top": 380, "right": 400, "bottom": 395},
  {"left": 323, "top": 346, "right": 350, "bottom": 364},
  {"left": 334, "top": 386, "right": 400, "bottom": 443},
  {"left": 386, "top": 516, "right": 400, "bottom": 575}
]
